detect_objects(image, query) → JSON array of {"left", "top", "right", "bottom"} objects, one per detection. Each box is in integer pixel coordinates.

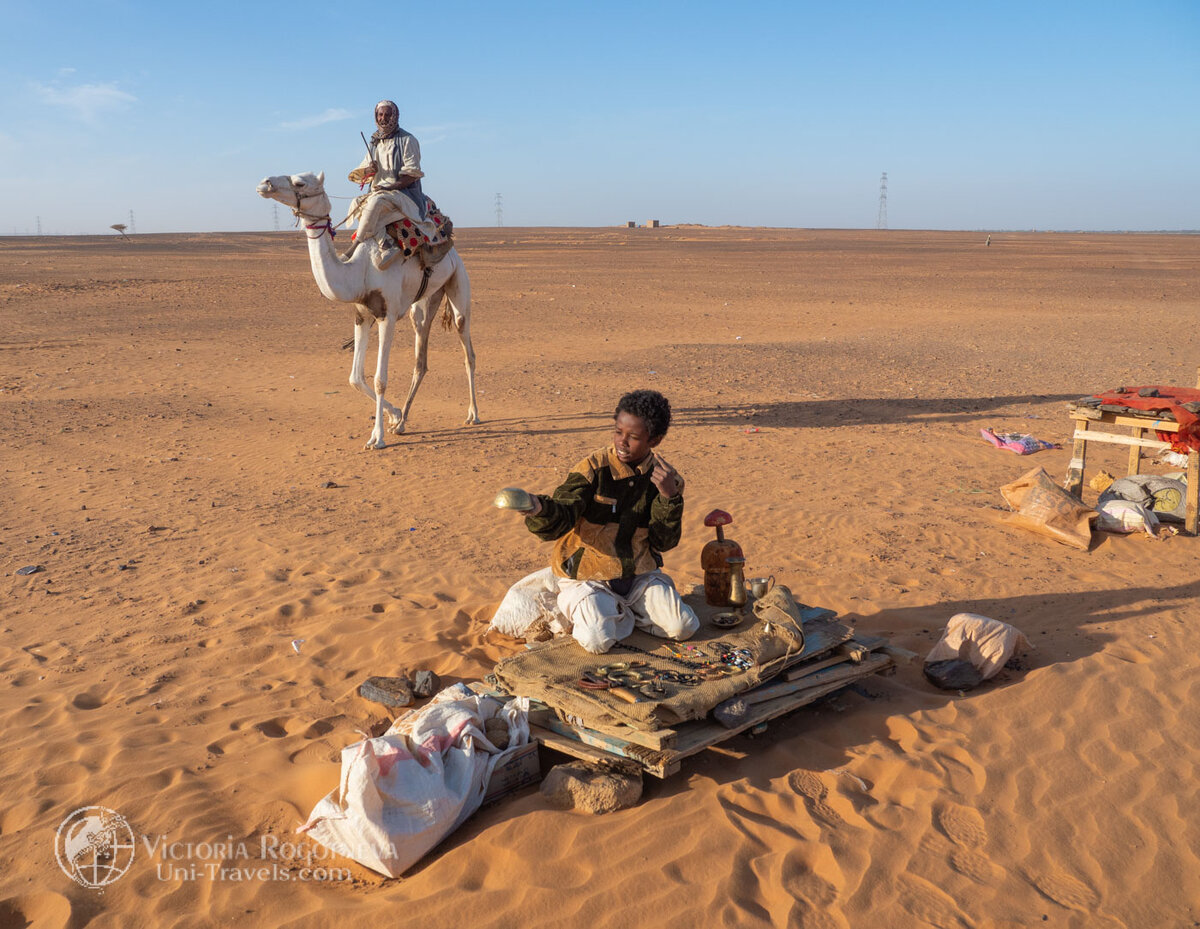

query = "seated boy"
[{"left": 507, "top": 389, "right": 700, "bottom": 653}]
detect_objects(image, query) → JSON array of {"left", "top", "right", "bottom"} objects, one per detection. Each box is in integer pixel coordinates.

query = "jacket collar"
[{"left": 605, "top": 445, "right": 655, "bottom": 479}]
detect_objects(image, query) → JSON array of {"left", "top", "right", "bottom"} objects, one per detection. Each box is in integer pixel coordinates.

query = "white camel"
[{"left": 256, "top": 171, "right": 479, "bottom": 449}]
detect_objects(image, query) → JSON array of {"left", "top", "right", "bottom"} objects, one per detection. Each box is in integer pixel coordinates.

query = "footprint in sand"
[
  {"left": 935, "top": 802, "right": 999, "bottom": 885},
  {"left": 896, "top": 873, "right": 967, "bottom": 929},
  {"left": 935, "top": 801, "right": 987, "bottom": 849},
  {"left": 1023, "top": 866, "right": 1100, "bottom": 911},
  {"left": 949, "top": 847, "right": 1001, "bottom": 884},
  {"left": 787, "top": 770, "right": 846, "bottom": 827}
]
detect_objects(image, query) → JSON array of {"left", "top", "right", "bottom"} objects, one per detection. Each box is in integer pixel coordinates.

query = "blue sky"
[{"left": 1, "top": 0, "right": 1196, "bottom": 233}]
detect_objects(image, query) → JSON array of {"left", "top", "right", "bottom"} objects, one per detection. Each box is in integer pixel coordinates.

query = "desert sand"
[{"left": 1, "top": 226, "right": 1198, "bottom": 928}]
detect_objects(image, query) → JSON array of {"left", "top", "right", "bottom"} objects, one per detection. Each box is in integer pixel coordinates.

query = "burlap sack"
[
  {"left": 1000, "top": 467, "right": 1095, "bottom": 551},
  {"left": 752, "top": 585, "right": 806, "bottom": 652}
]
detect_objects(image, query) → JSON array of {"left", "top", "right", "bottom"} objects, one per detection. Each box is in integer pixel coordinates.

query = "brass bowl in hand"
[{"left": 493, "top": 487, "right": 535, "bottom": 512}]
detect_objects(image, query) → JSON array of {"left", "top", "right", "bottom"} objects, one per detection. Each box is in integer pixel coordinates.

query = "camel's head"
[{"left": 256, "top": 172, "right": 330, "bottom": 219}]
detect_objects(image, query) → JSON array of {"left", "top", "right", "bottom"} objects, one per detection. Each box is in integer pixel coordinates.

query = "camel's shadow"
[{"left": 388, "top": 392, "right": 1079, "bottom": 445}]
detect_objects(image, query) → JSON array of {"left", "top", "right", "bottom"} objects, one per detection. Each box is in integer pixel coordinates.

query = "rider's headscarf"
[{"left": 371, "top": 100, "right": 400, "bottom": 142}]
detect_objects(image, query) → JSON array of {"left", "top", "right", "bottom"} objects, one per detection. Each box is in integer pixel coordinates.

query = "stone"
[
  {"left": 539, "top": 762, "right": 642, "bottom": 814},
  {"left": 359, "top": 676, "right": 413, "bottom": 708},
  {"left": 483, "top": 717, "right": 510, "bottom": 750}
]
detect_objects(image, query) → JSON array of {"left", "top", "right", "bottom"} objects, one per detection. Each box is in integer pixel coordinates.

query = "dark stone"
[{"left": 923, "top": 659, "right": 983, "bottom": 691}]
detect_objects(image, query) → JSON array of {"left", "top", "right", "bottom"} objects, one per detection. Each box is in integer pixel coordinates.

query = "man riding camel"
[{"left": 346, "top": 100, "right": 428, "bottom": 269}]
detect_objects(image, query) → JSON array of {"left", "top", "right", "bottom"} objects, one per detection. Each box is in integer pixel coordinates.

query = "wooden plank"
[
  {"left": 468, "top": 681, "right": 677, "bottom": 751},
  {"left": 1071, "top": 410, "right": 1180, "bottom": 432},
  {"left": 533, "top": 725, "right": 676, "bottom": 778},
  {"left": 783, "top": 639, "right": 877, "bottom": 682},
  {"left": 1188, "top": 451, "right": 1199, "bottom": 536},
  {"left": 1066, "top": 419, "right": 1088, "bottom": 497},
  {"left": 673, "top": 657, "right": 894, "bottom": 758},
  {"left": 1070, "top": 429, "right": 1171, "bottom": 451},
  {"left": 540, "top": 713, "right": 676, "bottom": 753},
  {"left": 714, "top": 661, "right": 888, "bottom": 728},
  {"left": 1128, "top": 427, "right": 1144, "bottom": 476},
  {"left": 668, "top": 653, "right": 894, "bottom": 759},
  {"left": 778, "top": 619, "right": 856, "bottom": 671}
]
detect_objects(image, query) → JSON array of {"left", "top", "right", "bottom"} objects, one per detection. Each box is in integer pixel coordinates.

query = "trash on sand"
[
  {"left": 1000, "top": 467, "right": 1095, "bottom": 550},
  {"left": 980, "top": 427, "right": 1060, "bottom": 455},
  {"left": 16, "top": 565, "right": 44, "bottom": 576},
  {"left": 291, "top": 638, "right": 306, "bottom": 654},
  {"left": 925, "top": 613, "right": 1032, "bottom": 685},
  {"left": 319, "top": 481, "right": 340, "bottom": 489},
  {"left": 1088, "top": 470, "right": 1116, "bottom": 493}
]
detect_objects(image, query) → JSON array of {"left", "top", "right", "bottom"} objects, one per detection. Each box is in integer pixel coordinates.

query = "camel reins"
[
  {"left": 280, "top": 182, "right": 434, "bottom": 296},
  {"left": 282, "top": 186, "right": 347, "bottom": 240}
]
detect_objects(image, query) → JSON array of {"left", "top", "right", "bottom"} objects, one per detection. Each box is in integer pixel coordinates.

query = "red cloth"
[{"left": 1092, "top": 386, "right": 1200, "bottom": 452}]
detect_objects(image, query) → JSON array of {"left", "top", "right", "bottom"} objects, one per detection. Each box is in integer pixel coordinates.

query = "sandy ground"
[{"left": 1, "top": 226, "right": 1198, "bottom": 928}]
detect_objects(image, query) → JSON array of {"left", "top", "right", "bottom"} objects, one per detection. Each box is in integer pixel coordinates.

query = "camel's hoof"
[
  {"left": 464, "top": 415, "right": 481, "bottom": 426},
  {"left": 364, "top": 437, "right": 386, "bottom": 451},
  {"left": 387, "top": 422, "right": 406, "bottom": 435}
]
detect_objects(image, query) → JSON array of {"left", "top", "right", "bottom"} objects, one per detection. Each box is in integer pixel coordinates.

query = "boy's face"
[{"left": 613, "top": 411, "right": 662, "bottom": 466}]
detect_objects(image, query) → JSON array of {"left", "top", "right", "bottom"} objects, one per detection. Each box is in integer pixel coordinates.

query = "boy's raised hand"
[{"left": 651, "top": 454, "right": 681, "bottom": 498}]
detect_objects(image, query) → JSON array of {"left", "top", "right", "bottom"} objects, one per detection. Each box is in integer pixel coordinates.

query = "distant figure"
[
  {"left": 986, "top": 235, "right": 992, "bottom": 246},
  {"left": 347, "top": 100, "right": 426, "bottom": 269}
]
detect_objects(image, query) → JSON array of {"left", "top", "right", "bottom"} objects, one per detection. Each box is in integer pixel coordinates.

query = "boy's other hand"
[{"left": 651, "top": 454, "right": 681, "bottom": 498}]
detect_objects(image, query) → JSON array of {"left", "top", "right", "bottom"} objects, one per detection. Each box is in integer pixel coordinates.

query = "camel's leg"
[
  {"left": 365, "top": 313, "right": 399, "bottom": 450},
  {"left": 348, "top": 316, "right": 375, "bottom": 402},
  {"left": 444, "top": 266, "right": 480, "bottom": 425},
  {"left": 349, "top": 313, "right": 402, "bottom": 426},
  {"left": 394, "top": 299, "right": 437, "bottom": 434}
]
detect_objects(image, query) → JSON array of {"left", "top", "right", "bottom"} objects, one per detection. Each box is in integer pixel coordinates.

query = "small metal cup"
[{"left": 749, "top": 575, "right": 775, "bottom": 599}]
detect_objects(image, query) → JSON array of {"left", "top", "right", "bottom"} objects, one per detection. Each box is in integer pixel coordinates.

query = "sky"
[{"left": 0, "top": 0, "right": 1197, "bottom": 233}]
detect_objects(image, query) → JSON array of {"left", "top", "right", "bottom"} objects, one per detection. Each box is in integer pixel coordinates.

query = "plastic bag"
[
  {"left": 1000, "top": 467, "right": 1095, "bottom": 551},
  {"left": 925, "top": 613, "right": 1032, "bottom": 680},
  {"left": 300, "top": 684, "right": 530, "bottom": 877}
]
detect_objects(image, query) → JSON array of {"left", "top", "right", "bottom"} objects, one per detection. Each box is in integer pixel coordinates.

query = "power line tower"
[
  {"left": 494, "top": 193, "right": 503, "bottom": 227},
  {"left": 876, "top": 172, "right": 888, "bottom": 229},
  {"left": 273, "top": 203, "right": 280, "bottom": 231},
  {"left": 36, "top": 216, "right": 42, "bottom": 236},
  {"left": 129, "top": 210, "right": 136, "bottom": 235}
]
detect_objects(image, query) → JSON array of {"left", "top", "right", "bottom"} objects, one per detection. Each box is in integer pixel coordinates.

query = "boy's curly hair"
[{"left": 615, "top": 389, "right": 672, "bottom": 439}]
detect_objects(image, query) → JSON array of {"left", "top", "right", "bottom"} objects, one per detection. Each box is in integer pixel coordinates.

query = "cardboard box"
[{"left": 483, "top": 741, "right": 541, "bottom": 804}]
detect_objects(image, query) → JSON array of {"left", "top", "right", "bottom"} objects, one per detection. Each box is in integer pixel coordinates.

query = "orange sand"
[{"left": 2, "top": 228, "right": 1198, "bottom": 928}]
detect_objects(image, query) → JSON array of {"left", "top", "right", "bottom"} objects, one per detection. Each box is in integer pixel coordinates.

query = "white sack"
[
  {"left": 925, "top": 613, "right": 1032, "bottom": 680},
  {"left": 1094, "top": 499, "right": 1160, "bottom": 537},
  {"left": 490, "top": 567, "right": 567, "bottom": 637},
  {"left": 300, "top": 683, "right": 530, "bottom": 877}
]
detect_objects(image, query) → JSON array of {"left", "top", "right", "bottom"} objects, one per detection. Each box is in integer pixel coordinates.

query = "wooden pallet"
[{"left": 498, "top": 636, "right": 899, "bottom": 778}]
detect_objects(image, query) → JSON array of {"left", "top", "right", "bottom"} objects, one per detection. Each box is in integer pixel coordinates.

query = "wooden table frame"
[{"left": 1066, "top": 400, "right": 1200, "bottom": 535}]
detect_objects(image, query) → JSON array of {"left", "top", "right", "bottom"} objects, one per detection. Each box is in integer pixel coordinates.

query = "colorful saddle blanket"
[{"left": 386, "top": 197, "right": 453, "bottom": 264}]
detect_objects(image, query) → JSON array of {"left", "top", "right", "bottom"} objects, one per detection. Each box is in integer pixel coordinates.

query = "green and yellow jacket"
[{"left": 525, "top": 446, "right": 685, "bottom": 582}]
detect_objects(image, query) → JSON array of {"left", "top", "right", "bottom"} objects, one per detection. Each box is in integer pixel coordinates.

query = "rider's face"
[{"left": 375, "top": 106, "right": 393, "bottom": 129}]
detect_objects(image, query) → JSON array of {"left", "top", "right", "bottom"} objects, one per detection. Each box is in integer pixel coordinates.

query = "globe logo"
[{"left": 55, "top": 806, "right": 136, "bottom": 889}]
